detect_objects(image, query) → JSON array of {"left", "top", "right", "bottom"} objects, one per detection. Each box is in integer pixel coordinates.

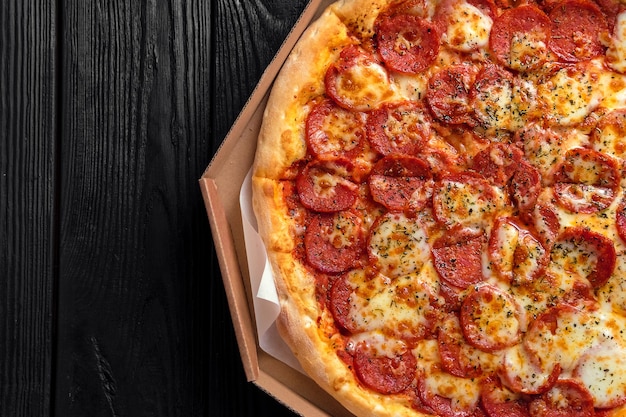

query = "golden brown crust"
[
  {"left": 252, "top": 8, "right": 353, "bottom": 180},
  {"left": 251, "top": 177, "right": 295, "bottom": 253}
]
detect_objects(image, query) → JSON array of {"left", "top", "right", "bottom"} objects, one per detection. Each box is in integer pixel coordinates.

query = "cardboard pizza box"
[{"left": 200, "top": 0, "right": 354, "bottom": 415}]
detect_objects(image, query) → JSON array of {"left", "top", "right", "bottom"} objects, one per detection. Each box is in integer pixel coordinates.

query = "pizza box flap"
[{"left": 200, "top": 0, "right": 354, "bottom": 415}]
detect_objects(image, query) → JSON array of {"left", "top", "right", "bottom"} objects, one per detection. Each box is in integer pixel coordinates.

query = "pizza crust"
[
  {"left": 252, "top": 8, "right": 353, "bottom": 180},
  {"left": 251, "top": 177, "right": 295, "bottom": 253}
]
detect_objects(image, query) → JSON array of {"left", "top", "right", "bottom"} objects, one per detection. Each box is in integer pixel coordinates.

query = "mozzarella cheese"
[
  {"left": 335, "top": 60, "right": 400, "bottom": 110},
  {"left": 345, "top": 272, "right": 434, "bottom": 337},
  {"left": 424, "top": 372, "right": 481, "bottom": 410},
  {"left": 444, "top": 2, "right": 492, "bottom": 53},
  {"left": 608, "top": 11, "right": 626, "bottom": 74},
  {"left": 368, "top": 212, "right": 430, "bottom": 278},
  {"left": 576, "top": 336, "right": 626, "bottom": 408},
  {"left": 323, "top": 211, "right": 361, "bottom": 249},
  {"left": 434, "top": 177, "right": 503, "bottom": 229},
  {"left": 507, "top": 31, "right": 548, "bottom": 72},
  {"left": 538, "top": 67, "right": 601, "bottom": 127},
  {"left": 315, "top": 107, "right": 365, "bottom": 153},
  {"left": 347, "top": 330, "right": 409, "bottom": 358}
]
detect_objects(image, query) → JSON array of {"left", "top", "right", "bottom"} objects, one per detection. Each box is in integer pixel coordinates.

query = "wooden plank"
[
  {"left": 0, "top": 1, "right": 56, "bottom": 416},
  {"left": 55, "top": 0, "right": 309, "bottom": 415},
  {"left": 56, "top": 0, "right": 217, "bottom": 415}
]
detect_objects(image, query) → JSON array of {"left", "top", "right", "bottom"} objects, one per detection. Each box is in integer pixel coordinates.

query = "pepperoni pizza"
[{"left": 251, "top": 0, "right": 626, "bottom": 415}]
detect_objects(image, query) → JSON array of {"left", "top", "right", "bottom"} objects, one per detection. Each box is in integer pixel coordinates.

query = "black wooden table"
[{"left": 1, "top": 1, "right": 307, "bottom": 415}]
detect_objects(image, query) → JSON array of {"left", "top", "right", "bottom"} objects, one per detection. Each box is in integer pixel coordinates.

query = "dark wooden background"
[{"left": 0, "top": 0, "right": 308, "bottom": 415}]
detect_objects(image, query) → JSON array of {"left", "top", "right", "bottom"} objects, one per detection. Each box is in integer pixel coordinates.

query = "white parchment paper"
[{"left": 240, "top": 170, "right": 304, "bottom": 373}]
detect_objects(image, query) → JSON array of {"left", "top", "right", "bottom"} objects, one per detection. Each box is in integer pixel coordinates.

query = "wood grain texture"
[
  {"left": 56, "top": 0, "right": 217, "bottom": 415},
  {"left": 1, "top": 0, "right": 312, "bottom": 415},
  {"left": 55, "top": 0, "right": 307, "bottom": 416},
  {"left": 0, "top": 1, "right": 56, "bottom": 416}
]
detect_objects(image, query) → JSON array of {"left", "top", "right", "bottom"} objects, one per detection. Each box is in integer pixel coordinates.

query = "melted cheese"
[
  {"left": 538, "top": 67, "right": 601, "bottom": 126},
  {"left": 445, "top": 2, "right": 492, "bottom": 52},
  {"left": 576, "top": 336, "right": 626, "bottom": 408},
  {"left": 491, "top": 220, "right": 519, "bottom": 278},
  {"left": 466, "top": 284, "right": 521, "bottom": 348},
  {"left": 424, "top": 372, "right": 481, "bottom": 410},
  {"left": 347, "top": 330, "right": 409, "bottom": 358},
  {"left": 368, "top": 212, "right": 430, "bottom": 278},
  {"left": 335, "top": 60, "right": 400, "bottom": 110},
  {"left": 434, "top": 177, "right": 503, "bottom": 229},
  {"left": 521, "top": 126, "right": 587, "bottom": 183},
  {"left": 597, "top": 256, "right": 626, "bottom": 314},
  {"left": 317, "top": 107, "right": 365, "bottom": 154},
  {"left": 325, "top": 211, "right": 361, "bottom": 249},
  {"left": 501, "top": 344, "right": 557, "bottom": 393},
  {"left": 607, "top": 11, "right": 626, "bottom": 74},
  {"left": 550, "top": 235, "right": 599, "bottom": 282},
  {"left": 311, "top": 167, "right": 355, "bottom": 198},
  {"left": 507, "top": 31, "right": 548, "bottom": 72},
  {"left": 592, "top": 111, "right": 626, "bottom": 160},
  {"left": 345, "top": 272, "right": 434, "bottom": 337}
]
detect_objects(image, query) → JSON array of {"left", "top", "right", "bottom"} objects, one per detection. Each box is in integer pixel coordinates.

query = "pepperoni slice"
[
  {"left": 421, "top": 143, "right": 463, "bottom": 179},
  {"left": 325, "top": 45, "right": 395, "bottom": 111},
  {"left": 331, "top": 270, "right": 435, "bottom": 344},
  {"left": 366, "top": 101, "right": 430, "bottom": 156},
  {"left": 304, "top": 211, "right": 365, "bottom": 274},
  {"left": 521, "top": 303, "right": 561, "bottom": 364},
  {"left": 529, "top": 202, "right": 561, "bottom": 249},
  {"left": 437, "top": 314, "right": 483, "bottom": 378},
  {"left": 376, "top": 14, "right": 440, "bottom": 74},
  {"left": 467, "top": 0, "right": 497, "bottom": 18},
  {"left": 510, "top": 159, "right": 542, "bottom": 215},
  {"left": 548, "top": 0, "right": 608, "bottom": 63},
  {"left": 528, "top": 379, "right": 595, "bottom": 417},
  {"left": 516, "top": 123, "right": 566, "bottom": 184},
  {"left": 595, "top": 0, "right": 624, "bottom": 31},
  {"left": 353, "top": 342, "right": 417, "bottom": 395},
  {"left": 460, "top": 283, "right": 522, "bottom": 352},
  {"left": 329, "top": 275, "right": 359, "bottom": 333},
  {"left": 553, "top": 147, "right": 620, "bottom": 214},
  {"left": 471, "top": 142, "right": 523, "bottom": 187},
  {"left": 369, "top": 155, "right": 433, "bottom": 211},
  {"left": 296, "top": 159, "right": 358, "bottom": 213},
  {"left": 432, "top": 172, "right": 501, "bottom": 229},
  {"left": 489, "top": 217, "right": 549, "bottom": 285},
  {"left": 489, "top": 5, "right": 551, "bottom": 72},
  {"left": 432, "top": 227, "right": 486, "bottom": 289},
  {"left": 481, "top": 377, "right": 531, "bottom": 417},
  {"left": 551, "top": 226, "right": 616, "bottom": 288},
  {"left": 427, "top": 64, "right": 477, "bottom": 125},
  {"left": 378, "top": 0, "right": 433, "bottom": 18},
  {"left": 305, "top": 98, "right": 367, "bottom": 159}
]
